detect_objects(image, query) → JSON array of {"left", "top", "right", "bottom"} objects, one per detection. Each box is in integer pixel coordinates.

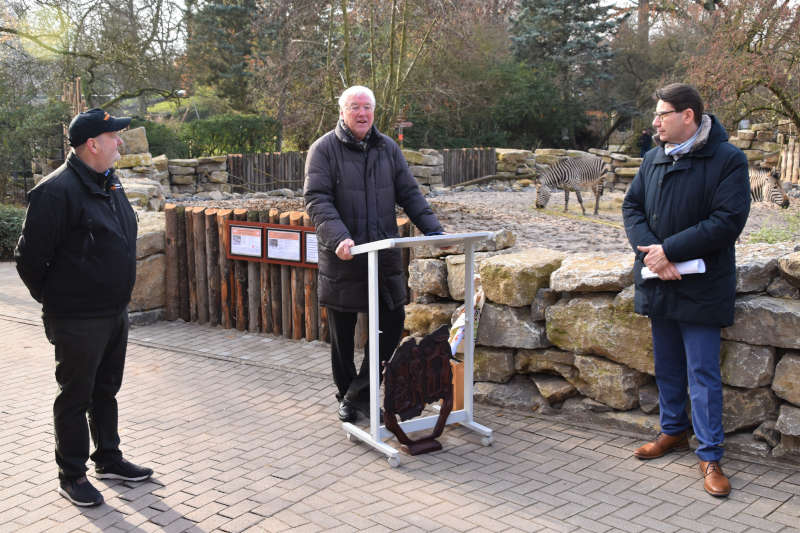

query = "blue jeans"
[{"left": 651, "top": 317, "right": 724, "bottom": 461}]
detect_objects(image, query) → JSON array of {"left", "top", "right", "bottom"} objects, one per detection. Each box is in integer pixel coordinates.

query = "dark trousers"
[
  {"left": 44, "top": 310, "right": 128, "bottom": 480},
  {"left": 327, "top": 304, "right": 405, "bottom": 407},
  {"left": 651, "top": 317, "right": 724, "bottom": 461}
]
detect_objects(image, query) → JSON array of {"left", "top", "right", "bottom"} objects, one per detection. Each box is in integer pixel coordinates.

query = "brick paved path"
[{"left": 0, "top": 263, "right": 798, "bottom": 532}]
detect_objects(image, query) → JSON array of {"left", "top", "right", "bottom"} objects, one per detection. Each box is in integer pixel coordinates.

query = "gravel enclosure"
[{"left": 178, "top": 183, "right": 800, "bottom": 252}]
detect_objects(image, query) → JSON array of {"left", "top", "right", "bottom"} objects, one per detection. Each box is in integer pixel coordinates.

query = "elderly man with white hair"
[{"left": 304, "top": 86, "right": 444, "bottom": 422}]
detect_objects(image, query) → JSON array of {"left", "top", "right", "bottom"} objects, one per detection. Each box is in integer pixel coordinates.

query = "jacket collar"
[
  {"left": 335, "top": 119, "right": 383, "bottom": 151},
  {"left": 651, "top": 113, "right": 728, "bottom": 165},
  {"left": 67, "top": 152, "right": 112, "bottom": 196}
]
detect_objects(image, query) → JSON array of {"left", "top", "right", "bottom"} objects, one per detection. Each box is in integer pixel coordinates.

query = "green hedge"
[
  {"left": 129, "top": 119, "right": 189, "bottom": 159},
  {"left": 0, "top": 204, "right": 25, "bottom": 260}
]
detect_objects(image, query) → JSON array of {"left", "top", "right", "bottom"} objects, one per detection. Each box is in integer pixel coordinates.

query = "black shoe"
[
  {"left": 338, "top": 400, "right": 357, "bottom": 422},
  {"left": 59, "top": 476, "right": 104, "bottom": 507},
  {"left": 95, "top": 458, "right": 153, "bottom": 481}
]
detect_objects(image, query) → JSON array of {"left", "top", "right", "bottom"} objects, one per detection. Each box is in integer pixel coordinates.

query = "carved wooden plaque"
[{"left": 382, "top": 324, "right": 453, "bottom": 455}]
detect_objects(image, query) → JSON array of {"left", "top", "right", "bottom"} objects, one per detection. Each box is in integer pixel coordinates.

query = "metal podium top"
[{"left": 350, "top": 231, "right": 493, "bottom": 255}]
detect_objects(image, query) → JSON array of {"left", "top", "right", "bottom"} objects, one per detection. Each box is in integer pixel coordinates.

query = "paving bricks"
[{"left": 0, "top": 262, "right": 798, "bottom": 532}]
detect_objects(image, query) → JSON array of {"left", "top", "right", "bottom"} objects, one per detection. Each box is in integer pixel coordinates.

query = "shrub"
[
  {"left": 129, "top": 119, "right": 189, "bottom": 159},
  {"left": 0, "top": 203, "right": 25, "bottom": 260},
  {"left": 181, "top": 114, "right": 280, "bottom": 156}
]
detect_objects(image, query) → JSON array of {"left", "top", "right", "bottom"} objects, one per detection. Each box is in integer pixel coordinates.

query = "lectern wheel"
[
  {"left": 387, "top": 456, "right": 400, "bottom": 468},
  {"left": 346, "top": 432, "right": 354, "bottom": 442},
  {"left": 481, "top": 435, "right": 494, "bottom": 447}
]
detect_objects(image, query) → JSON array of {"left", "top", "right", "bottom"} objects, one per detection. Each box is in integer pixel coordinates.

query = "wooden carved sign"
[{"left": 382, "top": 325, "right": 453, "bottom": 455}]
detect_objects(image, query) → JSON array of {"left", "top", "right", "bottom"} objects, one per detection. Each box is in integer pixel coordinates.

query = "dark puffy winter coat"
[
  {"left": 15, "top": 153, "right": 138, "bottom": 318},
  {"left": 622, "top": 114, "right": 750, "bottom": 327},
  {"left": 304, "top": 122, "right": 443, "bottom": 312}
]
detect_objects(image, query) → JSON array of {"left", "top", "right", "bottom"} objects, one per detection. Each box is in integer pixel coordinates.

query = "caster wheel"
[
  {"left": 387, "top": 456, "right": 400, "bottom": 468},
  {"left": 346, "top": 432, "right": 354, "bottom": 442},
  {"left": 481, "top": 435, "right": 494, "bottom": 447}
]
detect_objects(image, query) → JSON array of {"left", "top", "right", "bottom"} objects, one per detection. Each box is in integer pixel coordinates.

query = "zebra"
[
  {"left": 535, "top": 156, "right": 612, "bottom": 215},
  {"left": 750, "top": 168, "right": 789, "bottom": 208}
]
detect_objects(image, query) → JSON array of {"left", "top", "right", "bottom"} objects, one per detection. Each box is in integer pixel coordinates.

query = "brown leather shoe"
[
  {"left": 633, "top": 431, "right": 689, "bottom": 459},
  {"left": 699, "top": 461, "right": 730, "bottom": 497}
]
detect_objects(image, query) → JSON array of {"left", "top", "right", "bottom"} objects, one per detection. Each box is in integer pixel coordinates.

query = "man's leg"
[
  {"left": 679, "top": 321, "right": 729, "bottom": 496},
  {"left": 89, "top": 310, "right": 128, "bottom": 467},
  {"left": 348, "top": 303, "right": 405, "bottom": 407},
  {"left": 634, "top": 317, "right": 691, "bottom": 459},
  {"left": 326, "top": 308, "right": 359, "bottom": 401},
  {"left": 46, "top": 316, "right": 114, "bottom": 480}
]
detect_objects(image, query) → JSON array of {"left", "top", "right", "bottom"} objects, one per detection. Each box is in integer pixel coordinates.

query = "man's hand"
[
  {"left": 335, "top": 238, "right": 355, "bottom": 260},
  {"left": 637, "top": 244, "right": 682, "bottom": 280}
]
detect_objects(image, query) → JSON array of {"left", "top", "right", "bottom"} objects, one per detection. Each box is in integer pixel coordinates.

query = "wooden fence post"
[
  {"left": 303, "top": 213, "right": 318, "bottom": 341},
  {"left": 175, "top": 206, "right": 190, "bottom": 322},
  {"left": 205, "top": 208, "right": 220, "bottom": 327},
  {"left": 217, "top": 209, "right": 233, "bottom": 328},
  {"left": 290, "top": 211, "right": 304, "bottom": 340},
  {"left": 233, "top": 208, "right": 248, "bottom": 331},
  {"left": 192, "top": 207, "right": 209, "bottom": 324},
  {"left": 258, "top": 209, "right": 272, "bottom": 333},
  {"left": 269, "top": 208, "right": 282, "bottom": 335},
  {"left": 185, "top": 206, "right": 197, "bottom": 322},
  {"left": 164, "top": 204, "right": 179, "bottom": 321},
  {"left": 247, "top": 210, "right": 261, "bottom": 333},
  {"left": 279, "top": 211, "right": 292, "bottom": 338}
]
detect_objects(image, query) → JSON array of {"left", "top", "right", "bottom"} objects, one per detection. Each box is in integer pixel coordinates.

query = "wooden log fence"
[
  {"left": 226, "top": 152, "right": 307, "bottom": 193},
  {"left": 164, "top": 208, "right": 416, "bottom": 345},
  {"left": 442, "top": 148, "right": 497, "bottom": 187}
]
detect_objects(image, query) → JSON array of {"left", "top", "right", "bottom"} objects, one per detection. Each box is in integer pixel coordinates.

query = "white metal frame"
[{"left": 344, "top": 232, "right": 494, "bottom": 467}]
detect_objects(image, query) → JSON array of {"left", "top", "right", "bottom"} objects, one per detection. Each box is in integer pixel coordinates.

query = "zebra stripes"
[
  {"left": 750, "top": 168, "right": 789, "bottom": 208},
  {"left": 535, "top": 156, "right": 611, "bottom": 215}
]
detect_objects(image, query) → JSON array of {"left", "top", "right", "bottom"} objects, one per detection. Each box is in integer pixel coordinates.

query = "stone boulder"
[
  {"left": 496, "top": 149, "right": 534, "bottom": 164},
  {"left": 719, "top": 341, "right": 775, "bottom": 388},
  {"left": 722, "top": 386, "right": 779, "bottom": 433},
  {"left": 412, "top": 228, "right": 514, "bottom": 259},
  {"left": 121, "top": 178, "right": 165, "bottom": 211},
  {"left": 474, "top": 375, "right": 551, "bottom": 412},
  {"left": 530, "top": 288, "right": 559, "bottom": 321},
  {"left": 480, "top": 248, "right": 565, "bottom": 306},
  {"left": 638, "top": 382, "right": 659, "bottom": 414},
  {"left": 754, "top": 420, "right": 781, "bottom": 447},
  {"left": 735, "top": 243, "right": 795, "bottom": 293},
  {"left": 767, "top": 277, "right": 800, "bottom": 299},
  {"left": 779, "top": 251, "right": 800, "bottom": 288},
  {"left": 152, "top": 154, "right": 169, "bottom": 171},
  {"left": 776, "top": 404, "right": 800, "bottom": 436},
  {"left": 119, "top": 127, "right": 149, "bottom": 155},
  {"left": 550, "top": 252, "right": 634, "bottom": 292},
  {"left": 445, "top": 250, "right": 512, "bottom": 301},
  {"left": 169, "top": 164, "right": 196, "bottom": 175},
  {"left": 567, "top": 354, "right": 649, "bottom": 410},
  {"left": 531, "top": 374, "right": 577, "bottom": 405},
  {"left": 476, "top": 302, "right": 549, "bottom": 350},
  {"left": 723, "top": 295, "right": 800, "bottom": 349},
  {"left": 130, "top": 253, "right": 166, "bottom": 312},
  {"left": 515, "top": 348, "right": 575, "bottom": 378},
  {"left": 136, "top": 231, "right": 166, "bottom": 260},
  {"left": 408, "top": 258, "right": 449, "bottom": 298},
  {"left": 772, "top": 352, "right": 800, "bottom": 406},
  {"left": 545, "top": 290, "right": 654, "bottom": 375},
  {"left": 404, "top": 302, "right": 459, "bottom": 337},
  {"left": 116, "top": 153, "right": 153, "bottom": 169},
  {"left": 474, "top": 346, "right": 515, "bottom": 383}
]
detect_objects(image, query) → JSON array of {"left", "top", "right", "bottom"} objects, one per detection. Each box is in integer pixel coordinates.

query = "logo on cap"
[{"left": 103, "top": 112, "right": 111, "bottom": 121}]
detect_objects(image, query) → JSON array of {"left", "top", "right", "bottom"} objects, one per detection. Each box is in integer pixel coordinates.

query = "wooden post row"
[
  {"left": 289, "top": 211, "right": 305, "bottom": 340},
  {"left": 258, "top": 210, "right": 272, "bottom": 334},
  {"left": 303, "top": 213, "right": 318, "bottom": 342},
  {"left": 192, "top": 207, "right": 209, "bottom": 324},
  {"left": 205, "top": 209, "right": 220, "bottom": 327},
  {"left": 269, "top": 208, "right": 282, "bottom": 335},
  {"left": 185, "top": 206, "right": 197, "bottom": 322},
  {"left": 279, "top": 211, "right": 292, "bottom": 338}
]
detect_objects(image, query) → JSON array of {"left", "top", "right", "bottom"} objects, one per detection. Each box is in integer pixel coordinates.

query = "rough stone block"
[
  {"left": 474, "top": 346, "right": 515, "bottom": 383},
  {"left": 130, "top": 253, "right": 166, "bottom": 312},
  {"left": 719, "top": 341, "right": 775, "bottom": 388},
  {"left": 722, "top": 386, "right": 779, "bottom": 433},
  {"left": 477, "top": 302, "right": 550, "bottom": 350},
  {"left": 736, "top": 243, "right": 795, "bottom": 293},
  {"left": 116, "top": 153, "right": 153, "bottom": 169},
  {"left": 567, "top": 354, "right": 649, "bottom": 410},
  {"left": 550, "top": 252, "right": 634, "bottom": 292},
  {"left": 119, "top": 127, "right": 149, "bottom": 155},
  {"left": 404, "top": 302, "right": 459, "bottom": 337},
  {"left": 136, "top": 231, "right": 166, "bottom": 260},
  {"left": 480, "top": 248, "right": 566, "bottom": 307},
  {"left": 772, "top": 352, "right": 800, "bottom": 406},
  {"left": 408, "top": 258, "right": 449, "bottom": 298},
  {"left": 778, "top": 251, "right": 800, "bottom": 288},
  {"left": 723, "top": 295, "right": 800, "bottom": 349},
  {"left": 474, "top": 375, "right": 551, "bottom": 413}
]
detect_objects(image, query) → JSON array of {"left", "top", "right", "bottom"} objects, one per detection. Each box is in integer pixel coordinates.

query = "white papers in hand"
[{"left": 641, "top": 258, "right": 706, "bottom": 280}]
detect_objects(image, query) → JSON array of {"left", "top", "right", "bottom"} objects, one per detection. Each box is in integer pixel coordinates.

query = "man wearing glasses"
[
  {"left": 304, "top": 86, "right": 443, "bottom": 423},
  {"left": 622, "top": 83, "right": 750, "bottom": 497}
]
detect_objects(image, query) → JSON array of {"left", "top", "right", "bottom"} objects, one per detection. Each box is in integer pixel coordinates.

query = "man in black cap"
[{"left": 15, "top": 108, "right": 152, "bottom": 507}]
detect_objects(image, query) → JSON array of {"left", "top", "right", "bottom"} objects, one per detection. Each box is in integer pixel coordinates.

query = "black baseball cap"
[{"left": 68, "top": 108, "right": 132, "bottom": 147}]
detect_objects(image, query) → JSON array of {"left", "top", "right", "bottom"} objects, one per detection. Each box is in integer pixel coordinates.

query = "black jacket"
[
  {"left": 15, "top": 153, "right": 138, "bottom": 317},
  {"left": 304, "top": 122, "right": 443, "bottom": 312},
  {"left": 622, "top": 114, "right": 750, "bottom": 327}
]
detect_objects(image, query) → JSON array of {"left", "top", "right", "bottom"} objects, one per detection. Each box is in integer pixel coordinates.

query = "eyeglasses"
[
  {"left": 345, "top": 104, "right": 374, "bottom": 112},
  {"left": 652, "top": 110, "right": 678, "bottom": 120}
]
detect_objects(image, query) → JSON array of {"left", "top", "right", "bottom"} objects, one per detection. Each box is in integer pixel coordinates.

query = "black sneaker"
[
  {"left": 59, "top": 476, "right": 104, "bottom": 507},
  {"left": 95, "top": 458, "right": 153, "bottom": 481}
]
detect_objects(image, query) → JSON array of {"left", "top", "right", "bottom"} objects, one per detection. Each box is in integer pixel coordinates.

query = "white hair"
[{"left": 338, "top": 86, "right": 376, "bottom": 111}]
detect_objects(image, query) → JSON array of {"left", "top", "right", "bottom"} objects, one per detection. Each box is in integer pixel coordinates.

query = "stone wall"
[
  {"left": 405, "top": 237, "right": 800, "bottom": 460},
  {"left": 402, "top": 149, "right": 444, "bottom": 192}
]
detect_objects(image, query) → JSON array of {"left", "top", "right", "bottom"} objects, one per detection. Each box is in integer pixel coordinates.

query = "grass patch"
[
  {"left": 531, "top": 205, "right": 624, "bottom": 229},
  {"left": 748, "top": 211, "right": 800, "bottom": 244}
]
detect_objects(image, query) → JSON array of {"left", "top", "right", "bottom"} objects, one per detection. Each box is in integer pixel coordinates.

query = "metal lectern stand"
[{"left": 345, "top": 232, "right": 495, "bottom": 467}]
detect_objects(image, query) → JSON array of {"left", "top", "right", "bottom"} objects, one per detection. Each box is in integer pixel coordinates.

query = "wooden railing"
[
  {"left": 441, "top": 148, "right": 496, "bottom": 187},
  {"left": 226, "top": 152, "right": 307, "bottom": 193}
]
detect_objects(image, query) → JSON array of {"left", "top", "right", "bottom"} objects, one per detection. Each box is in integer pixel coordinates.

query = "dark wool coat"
[
  {"left": 304, "top": 122, "right": 443, "bottom": 313},
  {"left": 622, "top": 114, "right": 751, "bottom": 327},
  {"left": 15, "top": 153, "right": 138, "bottom": 317}
]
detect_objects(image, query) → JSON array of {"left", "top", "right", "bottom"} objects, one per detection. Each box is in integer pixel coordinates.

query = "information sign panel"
[
  {"left": 304, "top": 232, "right": 318, "bottom": 264},
  {"left": 230, "top": 225, "right": 263, "bottom": 258},
  {"left": 267, "top": 229, "right": 301, "bottom": 261}
]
